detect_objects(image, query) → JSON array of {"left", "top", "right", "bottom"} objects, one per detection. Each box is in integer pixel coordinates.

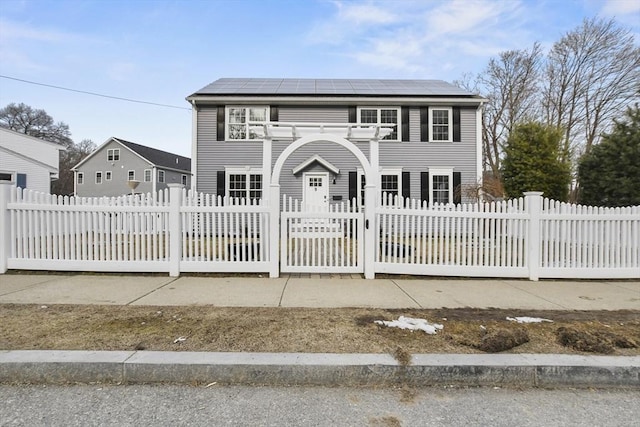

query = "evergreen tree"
[
  {"left": 502, "top": 122, "right": 571, "bottom": 201},
  {"left": 577, "top": 106, "right": 640, "bottom": 207}
]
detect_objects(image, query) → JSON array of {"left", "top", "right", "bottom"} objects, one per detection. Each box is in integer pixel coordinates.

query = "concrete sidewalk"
[
  {"left": 1, "top": 272, "right": 638, "bottom": 309},
  {"left": 1, "top": 272, "right": 638, "bottom": 388}
]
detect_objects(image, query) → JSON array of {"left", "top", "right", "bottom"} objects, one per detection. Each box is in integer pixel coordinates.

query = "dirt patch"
[
  {"left": 0, "top": 304, "right": 638, "bottom": 356},
  {"left": 477, "top": 328, "right": 530, "bottom": 353},
  {"left": 556, "top": 326, "right": 638, "bottom": 354},
  {"left": 369, "top": 416, "right": 402, "bottom": 427}
]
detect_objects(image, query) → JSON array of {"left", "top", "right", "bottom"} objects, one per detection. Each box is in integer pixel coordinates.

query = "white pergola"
[{"left": 252, "top": 122, "right": 394, "bottom": 280}]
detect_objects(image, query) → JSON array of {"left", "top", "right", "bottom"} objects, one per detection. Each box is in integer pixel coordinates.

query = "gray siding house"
[
  {"left": 187, "top": 78, "right": 484, "bottom": 206},
  {"left": 72, "top": 137, "right": 191, "bottom": 197}
]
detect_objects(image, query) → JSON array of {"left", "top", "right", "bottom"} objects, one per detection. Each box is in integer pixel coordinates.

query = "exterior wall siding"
[
  {"left": 0, "top": 151, "right": 52, "bottom": 193},
  {"left": 195, "top": 105, "right": 479, "bottom": 204}
]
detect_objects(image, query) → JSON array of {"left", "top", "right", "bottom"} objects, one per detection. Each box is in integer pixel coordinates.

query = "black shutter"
[
  {"left": 217, "top": 171, "right": 226, "bottom": 198},
  {"left": 348, "top": 171, "right": 357, "bottom": 203},
  {"left": 270, "top": 106, "right": 278, "bottom": 122},
  {"left": 216, "top": 106, "right": 225, "bottom": 141},
  {"left": 453, "top": 172, "right": 462, "bottom": 204},
  {"left": 420, "top": 172, "right": 430, "bottom": 205},
  {"left": 401, "top": 107, "right": 409, "bottom": 142},
  {"left": 453, "top": 107, "right": 461, "bottom": 142},
  {"left": 348, "top": 106, "right": 357, "bottom": 123},
  {"left": 420, "top": 107, "right": 429, "bottom": 141},
  {"left": 402, "top": 171, "right": 410, "bottom": 200}
]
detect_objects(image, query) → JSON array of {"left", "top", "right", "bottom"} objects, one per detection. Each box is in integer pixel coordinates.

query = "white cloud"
[
  {"left": 601, "top": 0, "right": 640, "bottom": 15},
  {"left": 307, "top": 0, "right": 530, "bottom": 76}
]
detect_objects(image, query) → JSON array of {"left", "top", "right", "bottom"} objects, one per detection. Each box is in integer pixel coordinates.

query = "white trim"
[
  {"left": 302, "top": 171, "right": 329, "bottom": 209},
  {"left": 95, "top": 171, "right": 103, "bottom": 184},
  {"left": 127, "top": 170, "right": 135, "bottom": 181},
  {"left": 357, "top": 167, "right": 403, "bottom": 206},
  {"left": 428, "top": 107, "right": 453, "bottom": 142},
  {"left": 144, "top": 169, "right": 152, "bottom": 182},
  {"left": 225, "top": 106, "right": 269, "bottom": 141},
  {"left": 357, "top": 106, "right": 400, "bottom": 141},
  {"left": 225, "top": 167, "right": 263, "bottom": 200},
  {"left": 191, "top": 103, "right": 198, "bottom": 191},
  {"left": 107, "top": 148, "right": 120, "bottom": 162},
  {"left": 105, "top": 171, "right": 112, "bottom": 181},
  {"left": 476, "top": 105, "right": 483, "bottom": 192},
  {"left": 292, "top": 154, "right": 339, "bottom": 176},
  {"left": 429, "top": 167, "right": 453, "bottom": 205}
]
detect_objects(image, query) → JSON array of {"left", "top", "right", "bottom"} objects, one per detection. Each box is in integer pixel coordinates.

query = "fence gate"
[{"left": 280, "top": 197, "right": 364, "bottom": 273}]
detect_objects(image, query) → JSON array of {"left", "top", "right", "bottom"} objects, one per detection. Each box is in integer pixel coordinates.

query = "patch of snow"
[
  {"left": 374, "top": 316, "right": 444, "bottom": 334},
  {"left": 173, "top": 336, "right": 187, "bottom": 343},
  {"left": 506, "top": 316, "right": 553, "bottom": 323}
]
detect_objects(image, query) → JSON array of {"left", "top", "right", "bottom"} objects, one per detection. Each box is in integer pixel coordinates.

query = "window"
[
  {"left": 105, "top": 171, "right": 112, "bottom": 181},
  {"left": 128, "top": 170, "right": 135, "bottom": 181},
  {"left": 226, "top": 168, "right": 262, "bottom": 200},
  {"left": 95, "top": 172, "right": 103, "bottom": 184},
  {"left": 429, "top": 107, "right": 452, "bottom": 142},
  {"left": 144, "top": 169, "right": 152, "bottom": 182},
  {"left": 77, "top": 172, "right": 84, "bottom": 185},
  {"left": 226, "top": 106, "right": 269, "bottom": 140},
  {"left": 158, "top": 170, "right": 165, "bottom": 183},
  {"left": 107, "top": 149, "right": 120, "bottom": 161},
  {"left": 181, "top": 174, "right": 187, "bottom": 186},
  {"left": 429, "top": 168, "right": 453, "bottom": 205},
  {"left": 358, "top": 107, "right": 399, "bottom": 140},
  {"left": 357, "top": 168, "right": 403, "bottom": 206}
]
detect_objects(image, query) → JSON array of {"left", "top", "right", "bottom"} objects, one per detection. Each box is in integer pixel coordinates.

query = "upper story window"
[
  {"left": 77, "top": 172, "right": 84, "bottom": 185},
  {"left": 429, "top": 107, "right": 452, "bottom": 142},
  {"left": 158, "top": 170, "right": 165, "bottom": 183},
  {"left": 107, "top": 149, "right": 120, "bottom": 161},
  {"left": 128, "top": 170, "right": 135, "bottom": 181},
  {"left": 144, "top": 169, "right": 152, "bottom": 182},
  {"left": 358, "top": 107, "right": 399, "bottom": 140},
  {"left": 226, "top": 106, "right": 269, "bottom": 140}
]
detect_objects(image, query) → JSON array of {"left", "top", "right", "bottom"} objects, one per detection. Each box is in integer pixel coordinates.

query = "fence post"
[
  {"left": 168, "top": 184, "right": 184, "bottom": 277},
  {"left": 0, "top": 182, "right": 12, "bottom": 273},
  {"left": 524, "top": 191, "right": 543, "bottom": 281},
  {"left": 268, "top": 184, "right": 280, "bottom": 278}
]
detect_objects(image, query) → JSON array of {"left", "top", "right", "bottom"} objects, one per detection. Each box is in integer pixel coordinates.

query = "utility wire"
[{"left": 0, "top": 75, "right": 191, "bottom": 111}]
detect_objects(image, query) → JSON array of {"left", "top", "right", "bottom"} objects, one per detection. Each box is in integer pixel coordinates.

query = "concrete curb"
[{"left": 1, "top": 351, "right": 638, "bottom": 388}]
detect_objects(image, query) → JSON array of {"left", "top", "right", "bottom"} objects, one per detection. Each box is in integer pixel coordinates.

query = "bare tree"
[
  {"left": 543, "top": 18, "right": 640, "bottom": 163},
  {"left": 0, "top": 103, "right": 73, "bottom": 146},
  {"left": 476, "top": 43, "right": 542, "bottom": 182},
  {"left": 51, "top": 138, "right": 96, "bottom": 195}
]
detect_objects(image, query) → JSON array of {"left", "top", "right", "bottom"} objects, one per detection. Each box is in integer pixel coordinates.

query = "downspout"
[{"left": 476, "top": 102, "right": 484, "bottom": 201}]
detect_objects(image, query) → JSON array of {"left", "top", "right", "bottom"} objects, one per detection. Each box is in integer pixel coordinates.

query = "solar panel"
[{"left": 193, "top": 78, "right": 474, "bottom": 96}]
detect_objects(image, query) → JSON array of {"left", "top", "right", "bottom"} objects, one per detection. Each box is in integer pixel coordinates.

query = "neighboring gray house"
[
  {"left": 0, "top": 127, "right": 65, "bottom": 193},
  {"left": 187, "top": 78, "right": 484, "bottom": 207},
  {"left": 72, "top": 137, "right": 191, "bottom": 197}
]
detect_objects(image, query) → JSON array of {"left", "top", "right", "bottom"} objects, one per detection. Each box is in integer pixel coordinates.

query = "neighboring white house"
[{"left": 0, "top": 127, "right": 65, "bottom": 193}]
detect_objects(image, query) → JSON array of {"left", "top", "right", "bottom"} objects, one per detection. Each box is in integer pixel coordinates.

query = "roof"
[
  {"left": 190, "top": 78, "right": 476, "bottom": 97},
  {"left": 113, "top": 138, "right": 191, "bottom": 172},
  {"left": 73, "top": 137, "right": 191, "bottom": 172}
]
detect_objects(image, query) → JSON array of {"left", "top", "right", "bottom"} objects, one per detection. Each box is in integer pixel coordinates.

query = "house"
[
  {"left": 72, "top": 137, "right": 191, "bottom": 197},
  {"left": 187, "top": 78, "right": 484, "bottom": 207},
  {"left": 0, "top": 127, "right": 65, "bottom": 193}
]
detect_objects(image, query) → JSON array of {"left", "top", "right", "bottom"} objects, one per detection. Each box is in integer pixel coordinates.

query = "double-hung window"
[
  {"left": 77, "top": 172, "right": 84, "bottom": 185},
  {"left": 429, "top": 168, "right": 453, "bottom": 205},
  {"left": 226, "top": 168, "right": 262, "bottom": 200},
  {"left": 357, "top": 168, "right": 403, "bottom": 207},
  {"left": 181, "top": 174, "right": 187, "bottom": 186},
  {"left": 429, "top": 107, "right": 452, "bottom": 142},
  {"left": 358, "top": 107, "right": 399, "bottom": 141},
  {"left": 105, "top": 171, "right": 112, "bottom": 181},
  {"left": 158, "top": 170, "right": 165, "bottom": 183},
  {"left": 107, "top": 149, "right": 120, "bottom": 161},
  {"left": 95, "top": 172, "right": 103, "bottom": 184},
  {"left": 226, "top": 106, "right": 269, "bottom": 140},
  {"left": 128, "top": 170, "right": 135, "bottom": 181},
  {"left": 144, "top": 169, "right": 152, "bottom": 182}
]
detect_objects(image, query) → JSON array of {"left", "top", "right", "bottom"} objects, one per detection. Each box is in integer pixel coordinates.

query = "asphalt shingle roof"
[
  {"left": 191, "top": 78, "right": 475, "bottom": 97},
  {"left": 114, "top": 138, "right": 191, "bottom": 172}
]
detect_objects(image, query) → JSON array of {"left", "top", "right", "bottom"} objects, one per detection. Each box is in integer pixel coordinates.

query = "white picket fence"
[{"left": 0, "top": 183, "right": 638, "bottom": 279}]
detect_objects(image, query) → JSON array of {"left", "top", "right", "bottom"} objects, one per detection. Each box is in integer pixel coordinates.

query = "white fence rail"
[
  {"left": 0, "top": 183, "right": 638, "bottom": 280},
  {"left": 280, "top": 196, "right": 363, "bottom": 273}
]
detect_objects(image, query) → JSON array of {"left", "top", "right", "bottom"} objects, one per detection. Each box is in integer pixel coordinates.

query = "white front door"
[{"left": 303, "top": 172, "right": 329, "bottom": 211}]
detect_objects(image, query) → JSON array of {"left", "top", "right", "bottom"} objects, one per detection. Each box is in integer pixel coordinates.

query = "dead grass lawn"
[{"left": 0, "top": 304, "right": 638, "bottom": 357}]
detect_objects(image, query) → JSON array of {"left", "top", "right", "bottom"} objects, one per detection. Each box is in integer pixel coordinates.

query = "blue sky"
[{"left": 1, "top": 0, "right": 638, "bottom": 157}]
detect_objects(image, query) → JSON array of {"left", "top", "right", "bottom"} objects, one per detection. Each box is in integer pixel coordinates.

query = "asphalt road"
[{"left": 1, "top": 384, "right": 638, "bottom": 426}]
